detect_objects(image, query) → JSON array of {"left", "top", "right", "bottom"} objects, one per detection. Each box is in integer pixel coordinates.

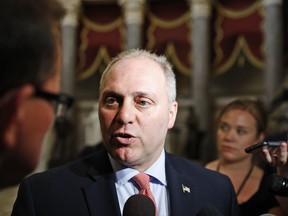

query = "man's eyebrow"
[
  {"left": 101, "top": 91, "right": 122, "bottom": 97},
  {"left": 101, "top": 90, "right": 157, "bottom": 101},
  {"left": 132, "top": 91, "right": 149, "bottom": 96},
  {"left": 132, "top": 91, "right": 158, "bottom": 98}
]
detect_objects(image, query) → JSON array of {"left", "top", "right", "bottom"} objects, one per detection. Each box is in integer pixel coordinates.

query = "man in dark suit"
[{"left": 12, "top": 49, "right": 239, "bottom": 215}]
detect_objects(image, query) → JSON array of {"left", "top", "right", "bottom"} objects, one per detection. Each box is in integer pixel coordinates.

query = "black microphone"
[
  {"left": 123, "top": 194, "right": 155, "bottom": 216},
  {"left": 196, "top": 204, "right": 224, "bottom": 216},
  {"left": 269, "top": 174, "right": 288, "bottom": 197}
]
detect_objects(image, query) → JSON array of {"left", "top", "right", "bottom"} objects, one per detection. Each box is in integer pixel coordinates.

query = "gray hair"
[{"left": 99, "top": 49, "right": 177, "bottom": 104}]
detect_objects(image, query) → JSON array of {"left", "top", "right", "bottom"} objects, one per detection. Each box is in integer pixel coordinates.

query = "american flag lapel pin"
[{"left": 182, "top": 184, "right": 190, "bottom": 193}]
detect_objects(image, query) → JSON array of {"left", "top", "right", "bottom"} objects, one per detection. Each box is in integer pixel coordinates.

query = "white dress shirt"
[{"left": 109, "top": 150, "right": 169, "bottom": 216}]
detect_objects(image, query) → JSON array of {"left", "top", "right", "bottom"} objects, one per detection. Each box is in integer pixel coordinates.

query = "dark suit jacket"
[{"left": 12, "top": 148, "right": 239, "bottom": 216}]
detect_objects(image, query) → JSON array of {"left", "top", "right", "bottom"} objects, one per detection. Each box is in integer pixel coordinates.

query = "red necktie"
[{"left": 133, "top": 173, "right": 158, "bottom": 216}]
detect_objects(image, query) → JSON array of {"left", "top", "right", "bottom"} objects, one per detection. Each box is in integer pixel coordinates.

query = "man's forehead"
[
  {"left": 113, "top": 56, "right": 161, "bottom": 70},
  {"left": 100, "top": 56, "right": 166, "bottom": 92}
]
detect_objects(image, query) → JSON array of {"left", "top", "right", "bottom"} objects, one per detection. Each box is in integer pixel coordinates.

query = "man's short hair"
[{"left": 0, "top": 0, "right": 65, "bottom": 97}]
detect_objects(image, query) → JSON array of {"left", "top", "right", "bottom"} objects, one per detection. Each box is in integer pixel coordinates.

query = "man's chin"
[{"left": 114, "top": 149, "right": 140, "bottom": 166}]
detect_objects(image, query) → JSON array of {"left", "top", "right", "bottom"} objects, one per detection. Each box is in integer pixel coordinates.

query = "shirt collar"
[{"left": 109, "top": 150, "right": 167, "bottom": 187}]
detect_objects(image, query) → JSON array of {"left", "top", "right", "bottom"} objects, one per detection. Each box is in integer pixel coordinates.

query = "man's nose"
[{"left": 116, "top": 101, "right": 135, "bottom": 125}]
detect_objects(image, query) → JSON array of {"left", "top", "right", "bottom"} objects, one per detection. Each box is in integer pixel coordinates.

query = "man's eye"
[
  {"left": 137, "top": 100, "right": 151, "bottom": 107},
  {"left": 105, "top": 97, "right": 117, "bottom": 105}
]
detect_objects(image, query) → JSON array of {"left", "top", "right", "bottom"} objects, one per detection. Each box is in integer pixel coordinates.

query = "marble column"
[
  {"left": 189, "top": 0, "right": 214, "bottom": 163},
  {"left": 263, "top": 0, "right": 284, "bottom": 103},
  {"left": 118, "top": 0, "right": 146, "bottom": 49},
  {"left": 189, "top": 0, "right": 212, "bottom": 131},
  {"left": 53, "top": 0, "right": 82, "bottom": 162},
  {"left": 59, "top": 0, "right": 82, "bottom": 95}
]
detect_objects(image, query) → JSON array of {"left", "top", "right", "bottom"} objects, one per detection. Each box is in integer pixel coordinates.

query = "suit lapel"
[
  {"left": 81, "top": 149, "right": 121, "bottom": 216},
  {"left": 165, "top": 154, "right": 197, "bottom": 216},
  {"left": 83, "top": 174, "right": 121, "bottom": 216}
]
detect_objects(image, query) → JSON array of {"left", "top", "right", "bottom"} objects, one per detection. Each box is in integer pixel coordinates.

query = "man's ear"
[
  {"left": 168, "top": 101, "right": 178, "bottom": 129},
  {"left": 1, "top": 85, "right": 34, "bottom": 149}
]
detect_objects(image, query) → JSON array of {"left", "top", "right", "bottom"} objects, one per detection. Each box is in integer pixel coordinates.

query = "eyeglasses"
[{"left": 34, "top": 88, "right": 74, "bottom": 117}]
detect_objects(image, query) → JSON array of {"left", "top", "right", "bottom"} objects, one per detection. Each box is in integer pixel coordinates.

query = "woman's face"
[{"left": 217, "top": 109, "right": 264, "bottom": 162}]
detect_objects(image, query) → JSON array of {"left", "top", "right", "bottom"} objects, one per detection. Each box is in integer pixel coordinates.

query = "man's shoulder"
[
  {"left": 165, "top": 153, "right": 229, "bottom": 181},
  {"left": 165, "top": 152, "right": 205, "bottom": 171},
  {"left": 24, "top": 157, "right": 89, "bottom": 184},
  {"left": 24, "top": 148, "right": 111, "bottom": 185}
]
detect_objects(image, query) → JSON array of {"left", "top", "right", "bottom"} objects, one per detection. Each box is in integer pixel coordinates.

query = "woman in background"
[{"left": 205, "top": 98, "right": 283, "bottom": 216}]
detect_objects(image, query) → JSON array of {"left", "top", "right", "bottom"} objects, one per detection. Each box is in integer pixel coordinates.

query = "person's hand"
[{"left": 262, "top": 142, "right": 288, "bottom": 167}]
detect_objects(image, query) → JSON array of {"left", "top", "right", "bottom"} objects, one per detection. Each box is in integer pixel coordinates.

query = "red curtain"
[
  {"left": 77, "top": 4, "right": 124, "bottom": 80},
  {"left": 145, "top": 1, "right": 191, "bottom": 76},
  {"left": 77, "top": 0, "right": 266, "bottom": 80},
  {"left": 213, "top": 0, "right": 264, "bottom": 75}
]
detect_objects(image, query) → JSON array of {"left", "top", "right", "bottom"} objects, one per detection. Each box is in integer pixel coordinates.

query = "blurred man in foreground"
[{"left": 0, "top": 0, "right": 73, "bottom": 190}]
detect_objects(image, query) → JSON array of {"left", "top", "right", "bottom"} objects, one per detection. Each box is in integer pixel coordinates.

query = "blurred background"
[{"left": 1, "top": 0, "right": 288, "bottom": 214}]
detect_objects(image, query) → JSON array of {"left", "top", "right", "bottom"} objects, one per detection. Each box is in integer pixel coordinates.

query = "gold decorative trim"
[
  {"left": 165, "top": 43, "right": 191, "bottom": 76},
  {"left": 82, "top": 16, "right": 123, "bottom": 32},
  {"left": 148, "top": 11, "right": 190, "bottom": 28},
  {"left": 217, "top": 1, "right": 261, "bottom": 18},
  {"left": 213, "top": 13, "right": 224, "bottom": 67},
  {"left": 78, "top": 27, "right": 89, "bottom": 76},
  {"left": 78, "top": 46, "right": 111, "bottom": 81},
  {"left": 146, "top": 11, "right": 190, "bottom": 49},
  {"left": 214, "top": 2, "right": 264, "bottom": 74},
  {"left": 214, "top": 36, "right": 263, "bottom": 75},
  {"left": 77, "top": 15, "right": 125, "bottom": 80}
]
